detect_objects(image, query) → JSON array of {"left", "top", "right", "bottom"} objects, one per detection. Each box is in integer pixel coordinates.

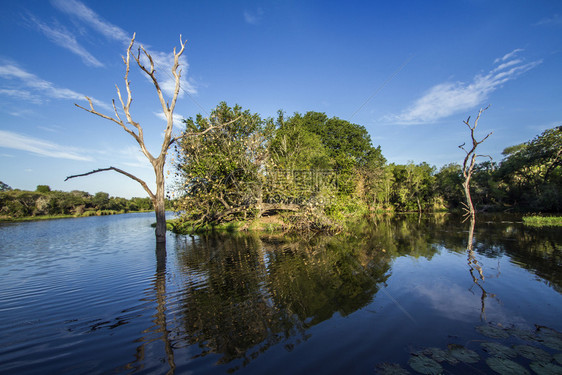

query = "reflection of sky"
[{"left": 378, "top": 247, "right": 562, "bottom": 331}]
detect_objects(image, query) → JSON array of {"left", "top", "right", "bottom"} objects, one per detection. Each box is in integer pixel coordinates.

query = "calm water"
[{"left": 1, "top": 212, "right": 561, "bottom": 374}]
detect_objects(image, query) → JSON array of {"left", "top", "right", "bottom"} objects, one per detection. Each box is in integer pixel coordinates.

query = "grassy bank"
[
  {"left": 522, "top": 215, "right": 562, "bottom": 227},
  {"left": 167, "top": 215, "right": 291, "bottom": 235}
]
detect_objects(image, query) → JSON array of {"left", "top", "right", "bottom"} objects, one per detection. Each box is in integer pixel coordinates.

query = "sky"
[{"left": 1, "top": 0, "right": 561, "bottom": 198}]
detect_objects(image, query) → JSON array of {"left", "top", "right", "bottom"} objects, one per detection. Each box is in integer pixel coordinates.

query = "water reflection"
[
  {"left": 466, "top": 217, "right": 497, "bottom": 320},
  {"left": 164, "top": 214, "right": 562, "bottom": 371},
  {"left": 172, "top": 233, "right": 392, "bottom": 370},
  {"left": 123, "top": 243, "right": 175, "bottom": 374}
]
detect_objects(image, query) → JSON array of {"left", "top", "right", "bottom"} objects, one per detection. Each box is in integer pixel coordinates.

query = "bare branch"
[
  {"left": 65, "top": 166, "right": 155, "bottom": 200},
  {"left": 75, "top": 100, "right": 139, "bottom": 141},
  {"left": 169, "top": 115, "right": 242, "bottom": 147}
]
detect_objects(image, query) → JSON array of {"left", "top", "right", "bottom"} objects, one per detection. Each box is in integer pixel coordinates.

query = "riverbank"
[
  {"left": 0, "top": 209, "right": 154, "bottom": 223},
  {"left": 167, "top": 211, "right": 348, "bottom": 235}
]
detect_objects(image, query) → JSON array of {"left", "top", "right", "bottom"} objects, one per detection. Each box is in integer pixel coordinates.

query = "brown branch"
[
  {"left": 169, "top": 115, "right": 242, "bottom": 147},
  {"left": 65, "top": 167, "right": 155, "bottom": 200}
]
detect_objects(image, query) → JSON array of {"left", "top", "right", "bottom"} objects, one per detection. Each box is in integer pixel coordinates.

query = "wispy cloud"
[
  {"left": 244, "top": 8, "right": 264, "bottom": 25},
  {"left": 154, "top": 111, "right": 186, "bottom": 130},
  {"left": 26, "top": 13, "right": 104, "bottom": 67},
  {"left": 117, "top": 146, "right": 152, "bottom": 169},
  {"left": 0, "top": 130, "right": 93, "bottom": 161},
  {"left": 386, "top": 49, "right": 542, "bottom": 125},
  {"left": 0, "top": 63, "right": 109, "bottom": 109},
  {"left": 535, "top": 14, "right": 562, "bottom": 26},
  {"left": 50, "top": 0, "right": 196, "bottom": 97},
  {"left": 50, "top": 0, "right": 130, "bottom": 44},
  {"left": 0, "top": 88, "right": 42, "bottom": 104}
]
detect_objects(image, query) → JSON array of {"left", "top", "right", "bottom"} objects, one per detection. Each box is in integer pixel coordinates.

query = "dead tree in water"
[
  {"left": 66, "top": 33, "right": 185, "bottom": 243},
  {"left": 458, "top": 106, "right": 492, "bottom": 220}
]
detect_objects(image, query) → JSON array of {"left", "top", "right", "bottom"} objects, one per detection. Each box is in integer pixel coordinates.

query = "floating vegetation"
[
  {"left": 529, "top": 361, "right": 562, "bottom": 375},
  {"left": 481, "top": 342, "right": 517, "bottom": 359},
  {"left": 408, "top": 355, "right": 443, "bottom": 375},
  {"left": 447, "top": 344, "right": 480, "bottom": 363},
  {"left": 375, "top": 324, "right": 562, "bottom": 375},
  {"left": 375, "top": 362, "right": 411, "bottom": 375},
  {"left": 507, "top": 327, "right": 539, "bottom": 342},
  {"left": 515, "top": 345, "right": 552, "bottom": 362},
  {"left": 536, "top": 326, "right": 562, "bottom": 351},
  {"left": 476, "top": 323, "right": 510, "bottom": 339},
  {"left": 422, "top": 347, "right": 459, "bottom": 365},
  {"left": 486, "top": 357, "right": 530, "bottom": 375}
]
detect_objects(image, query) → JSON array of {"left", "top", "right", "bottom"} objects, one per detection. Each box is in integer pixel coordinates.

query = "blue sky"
[{"left": 1, "top": 0, "right": 561, "bottom": 198}]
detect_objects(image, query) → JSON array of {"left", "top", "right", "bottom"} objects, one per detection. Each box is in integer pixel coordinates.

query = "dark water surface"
[{"left": 1, "top": 213, "right": 561, "bottom": 374}]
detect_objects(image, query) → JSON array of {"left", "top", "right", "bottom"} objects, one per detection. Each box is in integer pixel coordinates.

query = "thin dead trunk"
[
  {"left": 459, "top": 106, "right": 493, "bottom": 220},
  {"left": 67, "top": 33, "right": 187, "bottom": 243}
]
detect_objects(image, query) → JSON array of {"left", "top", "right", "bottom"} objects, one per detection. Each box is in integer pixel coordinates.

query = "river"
[{"left": 1, "top": 212, "right": 561, "bottom": 374}]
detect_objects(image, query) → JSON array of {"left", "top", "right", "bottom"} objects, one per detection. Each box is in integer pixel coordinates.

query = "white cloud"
[
  {"left": 27, "top": 13, "right": 104, "bottom": 67},
  {"left": 534, "top": 14, "right": 562, "bottom": 26},
  {"left": 386, "top": 49, "right": 542, "bottom": 125},
  {"left": 143, "top": 49, "right": 197, "bottom": 97},
  {"left": 154, "top": 111, "right": 186, "bottom": 130},
  {"left": 494, "top": 48, "right": 524, "bottom": 64},
  {"left": 51, "top": 0, "right": 196, "bottom": 97},
  {"left": 118, "top": 146, "right": 151, "bottom": 169},
  {"left": 50, "top": 0, "right": 130, "bottom": 44},
  {"left": 0, "top": 88, "right": 42, "bottom": 103},
  {"left": 244, "top": 8, "right": 264, "bottom": 25},
  {"left": 0, "top": 130, "right": 93, "bottom": 161},
  {"left": 0, "top": 63, "right": 109, "bottom": 109}
]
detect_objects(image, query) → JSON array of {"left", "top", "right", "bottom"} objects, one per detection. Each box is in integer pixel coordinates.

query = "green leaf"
[{"left": 486, "top": 357, "right": 530, "bottom": 375}]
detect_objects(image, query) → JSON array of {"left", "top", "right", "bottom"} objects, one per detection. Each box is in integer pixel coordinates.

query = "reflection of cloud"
[
  {"left": 416, "top": 282, "right": 480, "bottom": 322},
  {"left": 0, "top": 63, "right": 108, "bottom": 109},
  {"left": 386, "top": 49, "right": 542, "bottom": 124},
  {"left": 26, "top": 13, "right": 103, "bottom": 67},
  {"left": 0, "top": 130, "right": 93, "bottom": 161}
]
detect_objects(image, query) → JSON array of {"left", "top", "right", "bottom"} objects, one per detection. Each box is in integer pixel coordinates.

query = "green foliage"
[
  {"left": 36, "top": 185, "right": 51, "bottom": 193},
  {"left": 174, "top": 104, "right": 390, "bottom": 229},
  {"left": 0, "top": 181, "right": 12, "bottom": 192},
  {"left": 173, "top": 104, "right": 561, "bottom": 232},
  {"left": 522, "top": 216, "right": 562, "bottom": 227},
  {"left": 0, "top": 188, "right": 154, "bottom": 219},
  {"left": 389, "top": 162, "right": 436, "bottom": 212},
  {"left": 476, "top": 125, "right": 562, "bottom": 212}
]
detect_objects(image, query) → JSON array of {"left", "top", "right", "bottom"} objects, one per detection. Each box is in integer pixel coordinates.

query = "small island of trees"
[{"left": 170, "top": 102, "right": 561, "bottom": 233}]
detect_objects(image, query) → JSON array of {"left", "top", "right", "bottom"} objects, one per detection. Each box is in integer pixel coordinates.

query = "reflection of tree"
[
  {"left": 124, "top": 243, "right": 175, "bottom": 374},
  {"left": 466, "top": 217, "right": 496, "bottom": 321},
  {"left": 172, "top": 233, "right": 392, "bottom": 370}
]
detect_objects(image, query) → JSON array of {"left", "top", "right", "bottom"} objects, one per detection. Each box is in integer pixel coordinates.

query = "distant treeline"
[
  {"left": 0, "top": 184, "right": 156, "bottom": 218},
  {"left": 173, "top": 102, "right": 561, "bottom": 231}
]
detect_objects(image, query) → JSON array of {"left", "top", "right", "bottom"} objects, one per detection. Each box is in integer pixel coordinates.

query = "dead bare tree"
[
  {"left": 66, "top": 33, "right": 188, "bottom": 243},
  {"left": 458, "top": 106, "right": 493, "bottom": 220}
]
